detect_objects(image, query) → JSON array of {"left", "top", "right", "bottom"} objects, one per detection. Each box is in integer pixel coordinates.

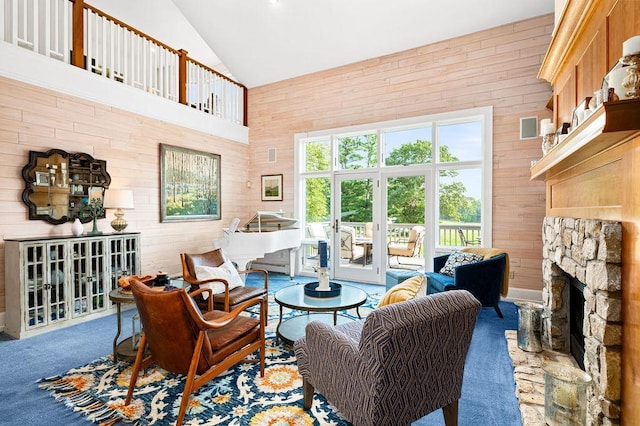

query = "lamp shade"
[{"left": 103, "top": 189, "right": 134, "bottom": 209}]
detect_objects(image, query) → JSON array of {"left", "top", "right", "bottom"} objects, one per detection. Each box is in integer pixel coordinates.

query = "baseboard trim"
[{"left": 504, "top": 287, "right": 542, "bottom": 303}]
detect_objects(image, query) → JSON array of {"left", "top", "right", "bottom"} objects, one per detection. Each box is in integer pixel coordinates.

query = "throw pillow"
[
  {"left": 439, "top": 250, "right": 484, "bottom": 276},
  {"left": 377, "top": 275, "right": 425, "bottom": 308},
  {"left": 194, "top": 260, "right": 244, "bottom": 298}
]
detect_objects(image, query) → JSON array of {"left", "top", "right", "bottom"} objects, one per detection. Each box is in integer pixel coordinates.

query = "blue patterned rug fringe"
[
  {"left": 38, "top": 375, "right": 133, "bottom": 426},
  {"left": 36, "top": 295, "right": 380, "bottom": 425}
]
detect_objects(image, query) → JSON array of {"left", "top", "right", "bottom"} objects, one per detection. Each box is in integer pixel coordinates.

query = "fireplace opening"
[{"left": 569, "top": 276, "right": 585, "bottom": 370}]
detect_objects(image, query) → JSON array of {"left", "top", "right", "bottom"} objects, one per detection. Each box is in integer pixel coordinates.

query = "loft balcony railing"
[{"left": 2, "top": 0, "right": 247, "bottom": 126}]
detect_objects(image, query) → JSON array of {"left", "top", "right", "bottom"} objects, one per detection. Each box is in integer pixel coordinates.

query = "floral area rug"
[{"left": 38, "top": 292, "right": 380, "bottom": 425}]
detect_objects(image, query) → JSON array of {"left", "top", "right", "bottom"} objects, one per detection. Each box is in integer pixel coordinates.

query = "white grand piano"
[{"left": 213, "top": 211, "right": 301, "bottom": 278}]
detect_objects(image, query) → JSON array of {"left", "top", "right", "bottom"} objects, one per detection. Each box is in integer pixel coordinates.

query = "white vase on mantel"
[{"left": 71, "top": 218, "right": 83, "bottom": 236}]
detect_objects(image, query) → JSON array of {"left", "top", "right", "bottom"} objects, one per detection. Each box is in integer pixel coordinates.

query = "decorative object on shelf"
[
  {"left": 71, "top": 218, "right": 83, "bottom": 236},
  {"left": 540, "top": 118, "right": 555, "bottom": 155},
  {"left": 621, "top": 54, "right": 639, "bottom": 99},
  {"left": 605, "top": 65, "right": 628, "bottom": 101},
  {"left": 623, "top": 35, "right": 640, "bottom": 56},
  {"left": 103, "top": 189, "right": 134, "bottom": 232},
  {"left": 35, "top": 171, "right": 50, "bottom": 186},
  {"left": 530, "top": 99, "right": 640, "bottom": 181},
  {"left": 621, "top": 36, "right": 640, "bottom": 99},
  {"left": 571, "top": 97, "right": 592, "bottom": 131},
  {"left": 82, "top": 198, "right": 104, "bottom": 236},
  {"left": 588, "top": 88, "right": 608, "bottom": 112},
  {"left": 553, "top": 123, "right": 571, "bottom": 147},
  {"left": 60, "top": 162, "right": 68, "bottom": 188}
]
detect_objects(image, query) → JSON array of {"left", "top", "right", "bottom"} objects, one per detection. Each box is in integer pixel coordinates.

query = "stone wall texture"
[{"left": 541, "top": 216, "right": 622, "bottom": 425}]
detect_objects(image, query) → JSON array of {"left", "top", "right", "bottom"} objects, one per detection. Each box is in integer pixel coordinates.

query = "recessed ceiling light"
[{"left": 269, "top": 0, "right": 279, "bottom": 4}]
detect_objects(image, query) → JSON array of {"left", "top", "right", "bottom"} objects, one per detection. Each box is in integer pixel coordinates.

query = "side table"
[
  {"left": 108, "top": 288, "right": 139, "bottom": 362},
  {"left": 108, "top": 278, "right": 186, "bottom": 362}
]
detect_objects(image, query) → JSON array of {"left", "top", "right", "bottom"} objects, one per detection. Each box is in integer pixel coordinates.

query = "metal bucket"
[
  {"left": 516, "top": 302, "right": 543, "bottom": 352},
  {"left": 544, "top": 362, "right": 592, "bottom": 425}
]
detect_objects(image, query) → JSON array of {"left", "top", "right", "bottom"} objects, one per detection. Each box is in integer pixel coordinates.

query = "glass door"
[
  {"left": 332, "top": 173, "right": 379, "bottom": 283},
  {"left": 383, "top": 171, "right": 428, "bottom": 272}
]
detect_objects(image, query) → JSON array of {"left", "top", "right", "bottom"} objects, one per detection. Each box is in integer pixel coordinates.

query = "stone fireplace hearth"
[
  {"left": 510, "top": 217, "right": 622, "bottom": 425},
  {"left": 541, "top": 216, "right": 622, "bottom": 424},
  {"left": 513, "top": 216, "right": 623, "bottom": 425}
]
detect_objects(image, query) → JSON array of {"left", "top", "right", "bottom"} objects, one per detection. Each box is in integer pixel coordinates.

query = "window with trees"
[{"left": 296, "top": 106, "right": 491, "bottom": 273}]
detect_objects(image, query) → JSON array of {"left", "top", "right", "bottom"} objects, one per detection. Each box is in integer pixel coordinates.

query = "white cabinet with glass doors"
[{"left": 4, "top": 233, "right": 140, "bottom": 338}]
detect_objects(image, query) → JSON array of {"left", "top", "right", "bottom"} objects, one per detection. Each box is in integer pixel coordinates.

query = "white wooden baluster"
[
  {"left": 108, "top": 18, "right": 114, "bottom": 80},
  {"left": 85, "top": 9, "right": 92, "bottom": 71},
  {"left": 42, "top": 0, "right": 50, "bottom": 57}
]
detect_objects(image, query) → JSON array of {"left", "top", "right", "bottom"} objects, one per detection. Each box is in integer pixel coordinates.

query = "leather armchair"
[
  {"left": 125, "top": 279, "right": 266, "bottom": 426},
  {"left": 294, "top": 290, "right": 481, "bottom": 426},
  {"left": 426, "top": 252, "right": 507, "bottom": 318},
  {"left": 181, "top": 248, "right": 268, "bottom": 314}
]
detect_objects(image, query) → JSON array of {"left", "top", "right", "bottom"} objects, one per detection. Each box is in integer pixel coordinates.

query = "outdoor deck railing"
[
  {"left": 305, "top": 222, "right": 481, "bottom": 247},
  {"left": 2, "top": 0, "right": 247, "bottom": 126}
]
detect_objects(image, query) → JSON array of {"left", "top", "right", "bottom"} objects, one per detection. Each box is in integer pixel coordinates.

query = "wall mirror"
[{"left": 22, "top": 149, "right": 111, "bottom": 225}]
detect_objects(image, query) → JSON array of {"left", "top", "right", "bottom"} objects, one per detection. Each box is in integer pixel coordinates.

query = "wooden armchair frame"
[
  {"left": 180, "top": 248, "right": 268, "bottom": 315},
  {"left": 124, "top": 279, "right": 266, "bottom": 426}
]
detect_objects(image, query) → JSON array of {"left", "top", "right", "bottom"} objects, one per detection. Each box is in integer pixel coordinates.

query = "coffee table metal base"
[{"left": 277, "top": 313, "right": 353, "bottom": 346}]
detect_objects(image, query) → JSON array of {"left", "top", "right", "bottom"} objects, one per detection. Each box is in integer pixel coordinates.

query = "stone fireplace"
[{"left": 541, "top": 216, "right": 622, "bottom": 425}]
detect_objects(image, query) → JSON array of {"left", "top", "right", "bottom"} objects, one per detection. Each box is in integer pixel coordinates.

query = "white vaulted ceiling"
[{"left": 88, "top": 0, "right": 555, "bottom": 88}]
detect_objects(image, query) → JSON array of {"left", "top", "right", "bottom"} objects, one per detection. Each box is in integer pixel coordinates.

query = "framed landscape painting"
[
  {"left": 261, "top": 174, "right": 283, "bottom": 201},
  {"left": 160, "top": 144, "right": 221, "bottom": 222}
]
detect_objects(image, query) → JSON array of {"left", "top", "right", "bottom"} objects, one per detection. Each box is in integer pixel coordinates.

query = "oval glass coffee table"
[{"left": 274, "top": 282, "right": 368, "bottom": 345}]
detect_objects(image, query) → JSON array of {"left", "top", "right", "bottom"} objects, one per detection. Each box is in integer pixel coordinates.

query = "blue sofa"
[{"left": 426, "top": 253, "right": 507, "bottom": 318}]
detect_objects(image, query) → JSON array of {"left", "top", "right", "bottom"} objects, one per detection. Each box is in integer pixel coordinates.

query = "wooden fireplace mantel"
[{"left": 530, "top": 99, "right": 640, "bottom": 181}]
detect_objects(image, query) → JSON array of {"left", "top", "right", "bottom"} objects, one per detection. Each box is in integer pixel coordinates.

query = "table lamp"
[{"left": 103, "top": 189, "right": 134, "bottom": 232}]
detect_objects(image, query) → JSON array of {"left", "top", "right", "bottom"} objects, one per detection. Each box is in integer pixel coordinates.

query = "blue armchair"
[{"left": 426, "top": 251, "right": 507, "bottom": 318}]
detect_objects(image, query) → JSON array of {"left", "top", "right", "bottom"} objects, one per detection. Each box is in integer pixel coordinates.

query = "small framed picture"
[
  {"left": 261, "top": 174, "right": 283, "bottom": 201},
  {"left": 35, "top": 171, "right": 50, "bottom": 186}
]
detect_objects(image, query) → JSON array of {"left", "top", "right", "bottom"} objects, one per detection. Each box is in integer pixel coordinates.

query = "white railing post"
[
  {"left": 41, "top": 0, "right": 49, "bottom": 56},
  {"left": 31, "top": 0, "right": 38, "bottom": 53},
  {"left": 1, "top": 0, "right": 7, "bottom": 43}
]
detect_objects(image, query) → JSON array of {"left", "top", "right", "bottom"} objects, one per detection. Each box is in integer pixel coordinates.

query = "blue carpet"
[{"left": 0, "top": 273, "right": 521, "bottom": 425}]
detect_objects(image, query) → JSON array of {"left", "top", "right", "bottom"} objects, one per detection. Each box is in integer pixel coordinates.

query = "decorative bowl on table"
[
  {"left": 303, "top": 282, "right": 342, "bottom": 298},
  {"left": 118, "top": 274, "right": 154, "bottom": 293}
]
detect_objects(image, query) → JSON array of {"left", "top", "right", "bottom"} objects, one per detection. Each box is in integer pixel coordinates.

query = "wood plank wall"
[
  {"left": 247, "top": 14, "right": 554, "bottom": 293},
  {"left": 0, "top": 76, "right": 250, "bottom": 314},
  {"left": 0, "top": 14, "right": 555, "bottom": 319},
  {"left": 537, "top": 0, "right": 640, "bottom": 421}
]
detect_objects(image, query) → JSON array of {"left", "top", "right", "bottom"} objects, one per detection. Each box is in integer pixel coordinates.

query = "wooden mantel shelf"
[{"left": 530, "top": 99, "right": 640, "bottom": 181}]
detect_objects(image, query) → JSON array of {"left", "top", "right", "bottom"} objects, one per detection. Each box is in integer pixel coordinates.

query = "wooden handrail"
[
  {"left": 67, "top": 0, "right": 247, "bottom": 125},
  {"left": 81, "top": 2, "right": 180, "bottom": 55},
  {"left": 186, "top": 56, "right": 243, "bottom": 90}
]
